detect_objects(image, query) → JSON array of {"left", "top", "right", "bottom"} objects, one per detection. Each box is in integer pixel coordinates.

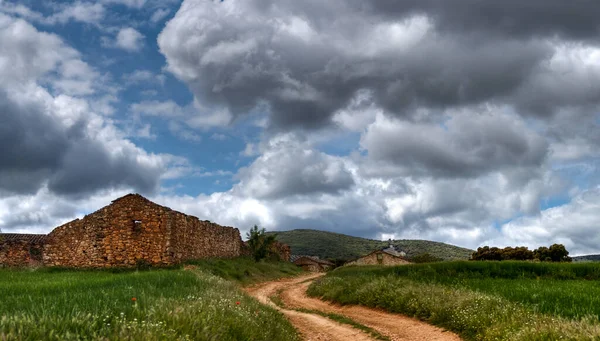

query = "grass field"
[
  {"left": 185, "top": 257, "right": 302, "bottom": 285},
  {"left": 0, "top": 259, "right": 302, "bottom": 341},
  {"left": 308, "top": 261, "right": 600, "bottom": 340}
]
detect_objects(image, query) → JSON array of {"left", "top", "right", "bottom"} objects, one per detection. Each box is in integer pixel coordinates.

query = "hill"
[
  {"left": 573, "top": 254, "right": 600, "bottom": 262},
  {"left": 269, "top": 229, "right": 473, "bottom": 261}
]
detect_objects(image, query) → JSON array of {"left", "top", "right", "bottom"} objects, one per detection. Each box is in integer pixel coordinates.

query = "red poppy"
[
  {"left": 236, "top": 301, "right": 240, "bottom": 305},
  {"left": 132, "top": 297, "right": 137, "bottom": 302}
]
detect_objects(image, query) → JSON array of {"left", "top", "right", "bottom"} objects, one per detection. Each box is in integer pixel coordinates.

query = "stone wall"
[
  {"left": 0, "top": 234, "right": 45, "bottom": 267},
  {"left": 269, "top": 241, "right": 291, "bottom": 262},
  {"left": 44, "top": 195, "right": 174, "bottom": 267},
  {"left": 43, "top": 194, "right": 245, "bottom": 268},
  {"left": 345, "top": 251, "right": 410, "bottom": 266},
  {"left": 169, "top": 216, "right": 243, "bottom": 263},
  {"left": 2, "top": 194, "right": 289, "bottom": 268}
]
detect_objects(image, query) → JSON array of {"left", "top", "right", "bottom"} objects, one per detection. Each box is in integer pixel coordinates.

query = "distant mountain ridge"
[
  {"left": 268, "top": 229, "right": 474, "bottom": 261},
  {"left": 573, "top": 254, "right": 600, "bottom": 262}
]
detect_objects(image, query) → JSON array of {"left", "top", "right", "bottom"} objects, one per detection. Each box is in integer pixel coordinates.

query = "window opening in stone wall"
[
  {"left": 133, "top": 220, "right": 142, "bottom": 232},
  {"left": 29, "top": 247, "right": 42, "bottom": 262}
]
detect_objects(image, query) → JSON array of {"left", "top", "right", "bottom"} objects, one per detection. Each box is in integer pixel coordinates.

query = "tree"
[
  {"left": 533, "top": 246, "right": 551, "bottom": 262},
  {"left": 246, "top": 225, "right": 277, "bottom": 262},
  {"left": 547, "top": 244, "right": 572, "bottom": 262},
  {"left": 471, "top": 246, "right": 534, "bottom": 261},
  {"left": 472, "top": 244, "right": 571, "bottom": 262}
]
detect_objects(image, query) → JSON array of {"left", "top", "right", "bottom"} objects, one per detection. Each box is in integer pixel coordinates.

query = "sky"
[{"left": 1, "top": 0, "right": 599, "bottom": 255}]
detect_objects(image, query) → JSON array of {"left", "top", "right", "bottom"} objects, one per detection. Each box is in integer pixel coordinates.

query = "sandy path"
[{"left": 246, "top": 273, "right": 461, "bottom": 341}]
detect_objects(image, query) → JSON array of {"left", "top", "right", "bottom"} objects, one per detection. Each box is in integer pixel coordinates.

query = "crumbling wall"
[
  {"left": 269, "top": 241, "right": 291, "bottom": 261},
  {"left": 3, "top": 194, "right": 289, "bottom": 268},
  {"left": 0, "top": 235, "right": 45, "bottom": 267},
  {"left": 43, "top": 194, "right": 246, "bottom": 268},
  {"left": 44, "top": 195, "right": 174, "bottom": 267},
  {"left": 169, "top": 215, "right": 244, "bottom": 263}
]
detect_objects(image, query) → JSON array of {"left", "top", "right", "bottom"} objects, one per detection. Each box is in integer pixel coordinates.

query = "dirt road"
[{"left": 246, "top": 273, "right": 461, "bottom": 341}]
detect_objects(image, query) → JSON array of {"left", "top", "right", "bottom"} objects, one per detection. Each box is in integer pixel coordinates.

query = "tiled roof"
[{"left": 0, "top": 233, "right": 47, "bottom": 244}]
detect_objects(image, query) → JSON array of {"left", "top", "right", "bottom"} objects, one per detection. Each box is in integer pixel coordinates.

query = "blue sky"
[{"left": 1, "top": 0, "right": 600, "bottom": 255}]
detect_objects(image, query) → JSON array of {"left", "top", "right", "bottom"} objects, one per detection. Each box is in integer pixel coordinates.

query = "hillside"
[
  {"left": 269, "top": 229, "right": 473, "bottom": 261},
  {"left": 573, "top": 254, "right": 600, "bottom": 262}
]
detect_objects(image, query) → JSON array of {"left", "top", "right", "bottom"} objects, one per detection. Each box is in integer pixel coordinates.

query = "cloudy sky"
[{"left": 1, "top": 0, "right": 599, "bottom": 255}]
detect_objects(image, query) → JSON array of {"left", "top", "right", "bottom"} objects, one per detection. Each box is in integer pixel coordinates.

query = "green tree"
[
  {"left": 548, "top": 244, "right": 572, "bottom": 262},
  {"left": 246, "top": 225, "right": 277, "bottom": 262},
  {"left": 533, "top": 246, "right": 551, "bottom": 261}
]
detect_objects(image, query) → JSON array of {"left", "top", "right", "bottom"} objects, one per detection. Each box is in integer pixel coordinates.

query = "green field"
[
  {"left": 0, "top": 259, "right": 302, "bottom": 341},
  {"left": 308, "top": 261, "right": 600, "bottom": 340},
  {"left": 269, "top": 229, "right": 474, "bottom": 261}
]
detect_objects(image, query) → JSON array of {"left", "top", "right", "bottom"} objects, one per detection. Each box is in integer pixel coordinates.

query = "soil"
[{"left": 245, "top": 273, "right": 462, "bottom": 341}]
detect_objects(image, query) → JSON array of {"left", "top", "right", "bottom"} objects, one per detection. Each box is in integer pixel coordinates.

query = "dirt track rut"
[{"left": 245, "top": 273, "right": 461, "bottom": 341}]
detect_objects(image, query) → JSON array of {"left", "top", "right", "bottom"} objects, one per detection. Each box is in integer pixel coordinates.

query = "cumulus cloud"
[
  {"left": 150, "top": 0, "right": 600, "bottom": 254},
  {"left": 234, "top": 135, "right": 355, "bottom": 199},
  {"left": 360, "top": 111, "right": 548, "bottom": 179},
  {"left": 158, "top": 0, "right": 600, "bottom": 132},
  {"left": 3, "top": 0, "right": 600, "bottom": 256},
  {"left": 495, "top": 187, "right": 600, "bottom": 256},
  {"left": 115, "top": 27, "right": 144, "bottom": 52},
  {"left": 0, "top": 13, "right": 178, "bottom": 197}
]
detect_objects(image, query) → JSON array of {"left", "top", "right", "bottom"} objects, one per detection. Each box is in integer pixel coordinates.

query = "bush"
[{"left": 246, "top": 225, "right": 277, "bottom": 262}]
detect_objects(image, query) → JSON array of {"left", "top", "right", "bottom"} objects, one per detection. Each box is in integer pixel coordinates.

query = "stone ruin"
[{"left": 0, "top": 194, "right": 290, "bottom": 268}]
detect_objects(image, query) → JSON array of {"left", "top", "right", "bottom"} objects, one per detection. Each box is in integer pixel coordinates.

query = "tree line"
[{"left": 471, "top": 244, "right": 571, "bottom": 262}]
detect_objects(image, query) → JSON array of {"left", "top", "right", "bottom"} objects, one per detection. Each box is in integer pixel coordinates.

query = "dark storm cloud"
[
  {"left": 0, "top": 90, "right": 67, "bottom": 193},
  {"left": 362, "top": 0, "right": 600, "bottom": 41},
  {"left": 159, "top": 0, "right": 600, "bottom": 132},
  {"left": 0, "top": 89, "right": 163, "bottom": 196},
  {"left": 361, "top": 113, "right": 549, "bottom": 178}
]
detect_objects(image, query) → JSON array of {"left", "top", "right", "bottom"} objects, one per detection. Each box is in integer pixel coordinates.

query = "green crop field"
[
  {"left": 0, "top": 259, "right": 301, "bottom": 341},
  {"left": 308, "top": 261, "right": 600, "bottom": 340}
]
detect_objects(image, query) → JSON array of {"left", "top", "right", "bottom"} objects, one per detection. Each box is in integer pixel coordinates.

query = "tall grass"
[
  {"left": 339, "top": 260, "right": 600, "bottom": 280},
  {"left": 308, "top": 261, "right": 600, "bottom": 340},
  {"left": 0, "top": 260, "right": 301, "bottom": 341},
  {"left": 185, "top": 257, "right": 303, "bottom": 285}
]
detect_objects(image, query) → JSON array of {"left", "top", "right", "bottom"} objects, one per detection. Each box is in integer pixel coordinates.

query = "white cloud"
[
  {"left": 210, "top": 133, "right": 228, "bottom": 141},
  {"left": 150, "top": 8, "right": 170, "bottom": 23},
  {"left": 115, "top": 27, "right": 144, "bottom": 52},
  {"left": 122, "top": 69, "right": 165, "bottom": 85},
  {"left": 168, "top": 121, "right": 202, "bottom": 143},
  {"left": 494, "top": 187, "right": 600, "bottom": 256},
  {"left": 0, "top": 12, "right": 185, "bottom": 199},
  {"left": 101, "top": 0, "right": 146, "bottom": 9},
  {"left": 131, "top": 99, "right": 233, "bottom": 131},
  {"left": 0, "top": 2, "right": 105, "bottom": 26}
]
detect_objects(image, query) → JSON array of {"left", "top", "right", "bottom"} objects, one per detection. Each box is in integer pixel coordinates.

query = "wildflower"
[
  {"left": 236, "top": 301, "right": 240, "bottom": 305},
  {"left": 132, "top": 297, "right": 137, "bottom": 302}
]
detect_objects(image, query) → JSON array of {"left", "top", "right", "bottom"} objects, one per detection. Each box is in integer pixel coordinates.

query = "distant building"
[
  {"left": 345, "top": 245, "right": 410, "bottom": 266},
  {"left": 291, "top": 255, "right": 334, "bottom": 272}
]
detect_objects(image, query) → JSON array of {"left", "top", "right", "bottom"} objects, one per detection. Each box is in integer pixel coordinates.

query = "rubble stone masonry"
[
  {"left": 1, "top": 194, "right": 281, "bottom": 268},
  {"left": 345, "top": 251, "right": 410, "bottom": 266},
  {"left": 0, "top": 234, "right": 46, "bottom": 267}
]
